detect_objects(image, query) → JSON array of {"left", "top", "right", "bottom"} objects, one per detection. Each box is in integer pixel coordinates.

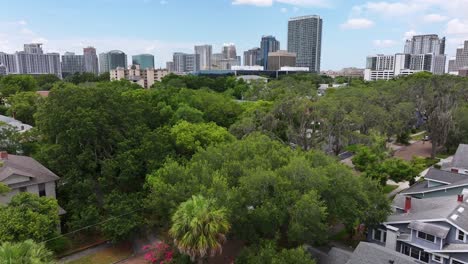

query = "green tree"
[
  {"left": 0, "top": 193, "right": 60, "bottom": 243},
  {"left": 35, "top": 74, "right": 61, "bottom": 91},
  {"left": 0, "top": 75, "right": 37, "bottom": 98},
  {"left": 236, "top": 241, "right": 315, "bottom": 264},
  {"left": 170, "top": 120, "right": 235, "bottom": 157},
  {"left": 169, "top": 195, "right": 230, "bottom": 263},
  {"left": 0, "top": 182, "right": 10, "bottom": 195},
  {"left": 7, "top": 91, "right": 42, "bottom": 125},
  {"left": 0, "top": 240, "right": 54, "bottom": 264},
  {"left": 379, "top": 158, "right": 418, "bottom": 183},
  {"left": 0, "top": 125, "right": 23, "bottom": 154}
]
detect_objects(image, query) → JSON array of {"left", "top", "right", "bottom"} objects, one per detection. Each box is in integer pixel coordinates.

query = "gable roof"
[
  {"left": 387, "top": 194, "right": 468, "bottom": 234},
  {"left": 452, "top": 144, "right": 468, "bottom": 169},
  {"left": 401, "top": 168, "right": 468, "bottom": 195},
  {"left": 0, "top": 154, "right": 59, "bottom": 188},
  {"left": 345, "top": 242, "right": 417, "bottom": 264}
]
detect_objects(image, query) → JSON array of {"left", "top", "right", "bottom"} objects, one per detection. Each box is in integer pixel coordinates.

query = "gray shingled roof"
[
  {"left": 401, "top": 169, "right": 468, "bottom": 195},
  {"left": 0, "top": 154, "right": 59, "bottom": 188},
  {"left": 327, "top": 248, "right": 352, "bottom": 264},
  {"left": 452, "top": 144, "right": 468, "bottom": 169},
  {"left": 425, "top": 168, "right": 468, "bottom": 184},
  {"left": 408, "top": 221, "right": 450, "bottom": 238},
  {"left": 345, "top": 242, "right": 418, "bottom": 264},
  {"left": 388, "top": 194, "right": 468, "bottom": 234}
]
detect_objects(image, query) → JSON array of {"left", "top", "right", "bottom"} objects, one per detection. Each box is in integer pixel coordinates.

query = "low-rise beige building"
[
  {"left": 267, "top": 50, "right": 296, "bottom": 71},
  {"left": 110, "top": 64, "right": 169, "bottom": 89}
]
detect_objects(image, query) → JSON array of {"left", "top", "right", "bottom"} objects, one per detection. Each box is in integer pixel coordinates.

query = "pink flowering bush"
[{"left": 143, "top": 241, "right": 174, "bottom": 264}]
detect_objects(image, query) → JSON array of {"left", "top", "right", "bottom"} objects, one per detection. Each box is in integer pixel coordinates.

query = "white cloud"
[
  {"left": 340, "top": 18, "right": 374, "bottom": 29},
  {"left": 354, "top": 1, "right": 425, "bottom": 17},
  {"left": 373, "top": 39, "right": 398, "bottom": 48},
  {"left": 280, "top": 7, "right": 288, "bottom": 13},
  {"left": 446, "top": 19, "right": 468, "bottom": 35},
  {"left": 422, "top": 14, "right": 448, "bottom": 23},
  {"left": 403, "top": 30, "right": 420, "bottom": 40},
  {"left": 232, "top": 0, "right": 330, "bottom": 7}
]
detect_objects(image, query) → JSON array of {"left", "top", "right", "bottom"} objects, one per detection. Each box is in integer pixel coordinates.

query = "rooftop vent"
[
  {"left": 458, "top": 207, "right": 465, "bottom": 213},
  {"left": 451, "top": 214, "right": 459, "bottom": 220}
]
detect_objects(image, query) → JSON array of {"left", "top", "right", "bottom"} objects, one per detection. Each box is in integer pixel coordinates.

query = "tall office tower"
[
  {"left": 244, "top": 48, "right": 261, "bottom": 66},
  {"left": 83, "top": 47, "right": 99, "bottom": 75},
  {"left": 15, "top": 43, "right": 61, "bottom": 77},
  {"left": 132, "top": 54, "right": 155, "bottom": 69},
  {"left": 260, "top": 36, "right": 280, "bottom": 69},
  {"left": 61, "top": 52, "right": 85, "bottom": 77},
  {"left": 448, "top": 41, "right": 468, "bottom": 73},
  {"left": 99, "top": 50, "right": 127, "bottom": 73},
  {"left": 0, "top": 52, "right": 18, "bottom": 74},
  {"left": 404, "top": 34, "right": 446, "bottom": 55},
  {"left": 172, "top": 53, "right": 200, "bottom": 73},
  {"left": 166, "top": 62, "right": 174, "bottom": 73},
  {"left": 195, "top": 45, "right": 212, "bottom": 70},
  {"left": 212, "top": 53, "right": 223, "bottom": 69},
  {"left": 267, "top": 50, "right": 296, "bottom": 71},
  {"left": 288, "top": 15, "right": 322, "bottom": 72},
  {"left": 222, "top": 44, "right": 237, "bottom": 59}
]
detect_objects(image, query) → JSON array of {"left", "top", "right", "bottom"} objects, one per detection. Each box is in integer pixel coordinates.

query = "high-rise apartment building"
[
  {"left": 244, "top": 48, "right": 261, "bottom": 66},
  {"left": 288, "top": 15, "right": 322, "bottom": 72},
  {"left": 195, "top": 45, "right": 212, "bottom": 70},
  {"left": 211, "top": 53, "right": 224, "bottom": 69},
  {"left": 83, "top": 47, "right": 99, "bottom": 75},
  {"left": 0, "top": 64, "right": 6, "bottom": 76},
  {"left": 267, "top": 50, "right": 296, "bottom": 71},
  {"left": 172, "top": 53, "right": 200, "bottom": 73},
  {"left": 99, "top": 50, "right": 127, "bottom": 73},
  {"left": 404, "top": 34, "right": 446, "bottom": 55},
  {"left": 260, "top": 36, "right": 280, "bottom": 69},
  {"left": 61, "top": 52, "right": 85, "bottom": 77},
  {"left": 132, "top": 54, "right": 155, "bottom": 69},
  {"left": 0, "top": 52, "right": 18, "bottom": 74},
  {"left": 448, "top": 41, "right": 468, "bottom": 73},
  {"left": 222, "top": 44, "right": 237, "bottom": 59},
  {"left": 15, "top": 44, "right": 61, "bottom": 77},
  {"left": 166, "top": 62, "right": 174, "bottom": 73}
]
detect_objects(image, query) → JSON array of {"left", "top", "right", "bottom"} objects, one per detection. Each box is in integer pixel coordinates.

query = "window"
[
  {"left": 432, "top": 255, "right": 442, "bottom": 263},
  {"left": 38, "top": 183, "right": 46, "bottom": 197},
  {"left": 19, "top": 187, "right": 27, "bottom": 192},
  {"left": 457, "top": 230, "right": 465, "bottom": 242},
  {"left": 417, "top": 231, "right": 436, "bottom": 243},
  {"left": 373, "top": 229, "right": 386, "bottom": 243}
]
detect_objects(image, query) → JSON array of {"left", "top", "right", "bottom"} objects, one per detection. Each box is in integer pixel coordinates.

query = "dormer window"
[
  {"left": 417, "top": 231, "right": 436, "bottom": 243},
  {"left": 372, "top": 229, "right": 387, "bottom": 243},
  {"left": 457, "top": 230, "right": 466, "bottom": 242}
]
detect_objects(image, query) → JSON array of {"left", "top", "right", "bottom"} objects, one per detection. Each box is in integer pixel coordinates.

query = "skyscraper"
[
  {"left": 0, "top": 52, "right": 18, "bottom": 74},
  {"left": 260, "top": 36, "right": 280, "bottom": 69},
  {"left": 211, "top": 53, "right": 223, "bottom": 69},
  {"left": 244, "top": 48, "right": 261, "bottom": 66},
  {"left": 132, "top": 54, "right": 155, "bottom": 69},
  {"left": 195, "top": 45, "right": 212, "bottom": 70},
  {"left": 83, "top": 47, "right": 99, "bottom": 75},
  {"left": 172, "top": 53, "right": 200, "bottom": 73},
  {"left": 222, "top": 44, "right": 237, "bottom": 59},
  {"left": 15, "top": 43, "right": 61, "bottom": 77},
  {"left": 288, "top": 15, "right": 323, "bottom": 72},
  {"left": 99, "top": 50, "right": 127, "bottom": 73},
  {"left": 404, "top": 34, "right": 446, "bottom": 55},
  {"left": 448, "top": 40, "right": 468, "bottom": 73},
  {"left": 61, "top": 52, "right": 85, "bottom": 77}
]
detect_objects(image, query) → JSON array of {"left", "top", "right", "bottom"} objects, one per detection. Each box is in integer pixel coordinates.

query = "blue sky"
[{"left": 1, "top": 0, "right": 468, "bottom": 70}]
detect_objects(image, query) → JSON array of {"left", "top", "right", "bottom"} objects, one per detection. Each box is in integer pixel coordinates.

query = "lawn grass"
[
  {"left": 410, "top": 132, "right": 426, "bottom": 141},
  {"left": 383, "top": 184, "right": 399, "bottom": 194},
  {"left": 67, "top": 244, "right": 132, "bottom": 264}
]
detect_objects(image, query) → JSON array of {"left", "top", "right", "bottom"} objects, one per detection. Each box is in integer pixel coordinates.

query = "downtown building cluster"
[
  {"left": 166, "top": 15, "right": 323, "bottom": 74},
  {"left": 365, "top": 34, "right": 447, "bottom": 81}
]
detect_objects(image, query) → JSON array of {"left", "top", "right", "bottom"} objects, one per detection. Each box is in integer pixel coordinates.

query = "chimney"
[
  {"left": 405, "top": 196, "right": 412, "bottom": 213},
  {"left": 458, "top": 194, "right": 464, "bottom": 203},
  {"left": 0, "top": 151, "right": 8, "bottom": 160}
]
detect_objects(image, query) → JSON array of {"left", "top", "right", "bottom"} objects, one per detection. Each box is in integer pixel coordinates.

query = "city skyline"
[{"left": 1, "top": 0, "right": 468, "bottom": 70}]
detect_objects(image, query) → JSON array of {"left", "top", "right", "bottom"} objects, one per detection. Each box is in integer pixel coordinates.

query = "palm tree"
[
  {"left": 0, "top": 239, "right": 54, "bottom": 264},
  {"left": 169, "top": 195, "right": 230, "bottom": 263}
]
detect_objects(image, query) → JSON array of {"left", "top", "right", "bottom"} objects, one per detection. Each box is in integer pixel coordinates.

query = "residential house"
[
  {"left": 0, "top": 114, "right": 33, "bottom": 133},
  {"left": 401, "top": 144, "right": 468, "bottom": 199},
  {"left": 0, "top": 151, "right": 64, "bottom": 216},
  {"left": 368, "top": 194, "right": 468, "bottom": 263}
]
